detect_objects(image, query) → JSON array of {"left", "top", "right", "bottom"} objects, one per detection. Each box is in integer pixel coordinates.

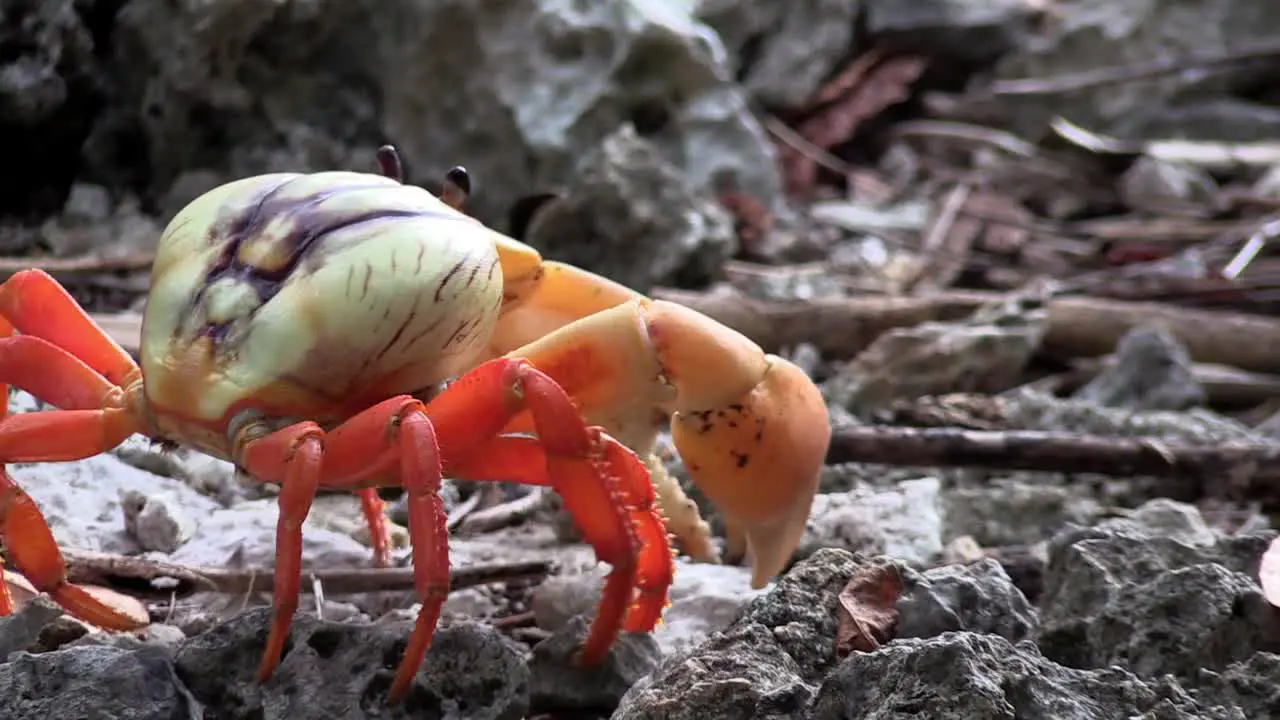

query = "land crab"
[{"left": 0, "top": 146, "right": 831, "bottom": 703}]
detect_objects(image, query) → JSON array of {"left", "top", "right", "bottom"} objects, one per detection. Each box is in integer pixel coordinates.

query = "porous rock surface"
[{"left": 617, "top": 524, "right": 1280, "bottom": 719}]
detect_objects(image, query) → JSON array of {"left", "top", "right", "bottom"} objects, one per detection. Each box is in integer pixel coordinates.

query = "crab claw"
[
  {"left": 492, "top": 272, "right": 829, "bottom": 589},
  {"left": 645, "top": 300, "right": 829, "bottom": 588}
]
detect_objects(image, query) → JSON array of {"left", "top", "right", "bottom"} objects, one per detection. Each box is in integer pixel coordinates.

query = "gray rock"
[
  {"left": 943, "top": 482, "right": 1101, "bottom": 547},
  {"left": 100, "top": 0, "right": 782, "bottom": 232},
  {"left": 121, "top": 488, "right": 197, "bottom": 553},
  {"left": 826, "top": 294, "right": 1048, "bottom": 416},
  {"left": 723, "top": 548, "right": 863, "bottom": 683},
  {"left": 0, "top": 0, "right": 103, "bottom": 220},
  {"left": 707, "top": 0, "right": 859, "bottom": 108},
  {"left": 0, "top": 595, "right": 64, "bottom": 657},
  {"left": 896, "top": 558, "right": 1038, "bottom": 644},
  {"left": 809, "top": 632, "right": 1231, "bottom": 720},
  {"left": 864, "top": 0, "right": 1038, "bottom": 63},
  {"left": 993, "top": 0, "right": 1280, "bottom": 141},
  {"left": 801, "top": 478, "right": 944, "bottom": 567},
  {"left": 1192, "top": 653, "right": 1280, "bottom": 718},
  {"left": 528, "top": 614, "right": 661, "bottom": 714},
  {"left": 614, "top": 623, "right": 815, "bottom": 720},
  {"left": 1074, "top": 325, "right": 1206, "bottom": 412},
  {"left": 0, "top": 644, "right": 200, "bottom": 720},
  {"left": 60, "top": 183, "right": 112, "bottom": 224},
  {"left": 1037, "top": 519, "right": 1280, "bottom": 677},
  {"left": 613, "top": 548, "right": 864, "bottom": 718},
  {"left": 1095, "top": 497, "right": 1218, "bottom": 548},
  {"left": 606, "top": 533, "right": 1276, "bottom": 718},
  {"left": 521, "top": 124, "right": 737, "bottom": 292},
  {"left": 531, "top": 561, "right": 765, "bottom": 658},
  {"left": 174, "top": 606, "right": 529, "bottom": 720},
  {"left": 654, "top": 562, "right": 769, "bottom": 657},
  {"left": 1000, "top": 387, "right": 1262, "bottom": 444}
]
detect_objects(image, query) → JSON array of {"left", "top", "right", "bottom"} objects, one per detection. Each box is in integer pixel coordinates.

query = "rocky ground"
[
  {"left": 3, "top": 326, "right": 1280, "bottom": 719},
  {"left": 5, "top": 0, "right": 1280, "bottom": 718}
]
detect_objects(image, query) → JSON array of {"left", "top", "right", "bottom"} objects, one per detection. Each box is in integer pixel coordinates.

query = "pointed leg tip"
[
  {"left": 387, "top": 670, "right": 413, "bottom": 705},
  {"left": 255, "top": 657, "right": 278, "bottom": 685}
]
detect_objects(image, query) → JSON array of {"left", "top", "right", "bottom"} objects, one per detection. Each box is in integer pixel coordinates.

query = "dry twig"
[
  {"left": 989, "top": 40, "right": 1280, "bottom": 96},
  {"left": 651, "top": 286, "right": 1280, "bottom": 373},
  {"left": 455, "top": 490, "right": 545, "bottom": 535},
  {"left": 61, "top": 547, "right": 551, "bottom": 598},
  {"left": 0, "top": 252, "right": 155, "bottom": 276},
  {"left": 828, "top": 425, "right": 1280, "bottom": 504}
]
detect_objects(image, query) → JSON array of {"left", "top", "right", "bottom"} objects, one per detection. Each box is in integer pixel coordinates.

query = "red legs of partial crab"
[
  {"left": 240, "top": 357, "right": 670, "bottom": 703},
  {"left": 0, "top": 270, "right": 145, "bottom": 629}
]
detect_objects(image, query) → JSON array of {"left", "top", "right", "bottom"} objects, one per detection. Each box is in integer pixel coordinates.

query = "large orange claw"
[
  {"left": 649, "top": 301, "right": 829, "bottom": 588},
  {"left": 489, "top": 260, "right": 830, "bottom": 588}
]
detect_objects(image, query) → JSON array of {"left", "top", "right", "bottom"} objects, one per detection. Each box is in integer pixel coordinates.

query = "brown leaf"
[
  {"left": 778, "top": 49, "right": 930, "bottom": 196},
  {"left": 1, "top": 573, "right": 148, "bottom": 631},
  {"left": 964, "top": 190, "right": 1034, "bottom": 255},
  {"left": 835, "top": 559, "right": 904, "bottom": 657},
  {"left": 80, "top": 584, "right": 151, "bottom": 627},
  {"left": 717, "top": 190, "right": 774, "bottom": 258}
]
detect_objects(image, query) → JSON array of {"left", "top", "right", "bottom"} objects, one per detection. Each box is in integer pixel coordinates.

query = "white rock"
[{"left": 802, "top": 477, "right": 944, "bottom": 566}]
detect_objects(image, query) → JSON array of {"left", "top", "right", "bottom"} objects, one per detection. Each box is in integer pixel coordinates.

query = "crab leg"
[
  {"left": 442, "top": 433, "right": 671, "bottom": 632},
  {"left": 0, "top": 270, "right": 147, "bottom": 628},
  {"left": 238, "top": 357, "right": 671, "bottom": 703},
  {"left": 0, "top": 270, "right": 139, "bottom": 386}
]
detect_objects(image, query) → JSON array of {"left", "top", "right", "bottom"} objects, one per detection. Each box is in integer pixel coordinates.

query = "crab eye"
[
  {"left": 375, "top": 145, "right": 404, "bottom": 182},
  {"left": 445, "top": 166, "right": 470, "bottom": 196}
]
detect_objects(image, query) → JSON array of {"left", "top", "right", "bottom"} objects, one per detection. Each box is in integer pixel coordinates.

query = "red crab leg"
[
  {"left": 356, "top": 488, "right": 392, "bottom": 568},
  {"left": 0, "top": 270, "right": 138, "bottom": 387},
  {"left": 0, "top": 270, "right": 146, "bottom": 628},
  {"left": 444, "top": 434, "right": 672, "bottom": 632},
  {"left": 239, "top": 358, "right": 671, "bottom": 703}
]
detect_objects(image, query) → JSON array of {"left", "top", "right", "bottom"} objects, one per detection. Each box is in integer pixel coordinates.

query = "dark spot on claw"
[{"left": 376, "top": 145, "right": 404, "bottom": 182}]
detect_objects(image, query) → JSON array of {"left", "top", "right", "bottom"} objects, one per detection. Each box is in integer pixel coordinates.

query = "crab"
[{"left": 0, "top": 146, "right": 831, "bottom": 703}]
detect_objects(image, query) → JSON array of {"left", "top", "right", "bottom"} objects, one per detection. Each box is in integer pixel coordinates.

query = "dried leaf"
[
  {"left": 777, "top": 49, "right": 929, "bottom": 196},
  {"left": 802, "top": 47, "right": 893, "bottom": 112},
  {"left": 3, "top": 572, "right": 37, "bottom": 607},
  {"left": 80, "top": 584, "right": 151, "bottom": 627},
  {"left": 717, "top": 190, "right": 774, "bottom": 257},
  {"left": 2, "top": 573, "right": 147, "bottom": 630},
  {"left": 910, "top": 184, "right": 975, "bottom": 292},
  {"left": 1260, "top": 536, "right": 1280, "bottom": 607},
  {"left": 835, "top": 559, "right": 904, "bottom": 657}
]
